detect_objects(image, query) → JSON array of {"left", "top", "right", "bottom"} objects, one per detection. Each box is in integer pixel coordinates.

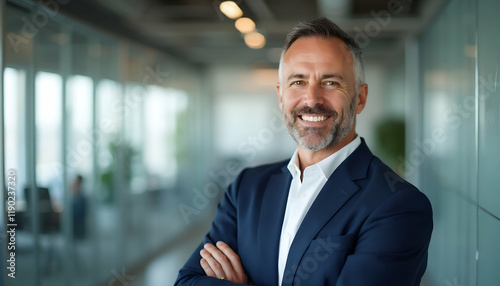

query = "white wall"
[
  {"left": 356, "top": 61, "right": 390, "bottom": 149},
  {"left": 209, "top": 64, "right": 295, "bottom": 168},
  {"left": 208, "top": 61, "right": 390, "bottom": 169}
]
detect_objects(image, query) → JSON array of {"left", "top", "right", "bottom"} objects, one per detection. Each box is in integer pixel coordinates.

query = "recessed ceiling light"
[
  {"left": 219, "top": 1, "right": 243, "bottom": 19},
  {"left": 244, "top": 32, "right": 266, "bottom": 49},
  {"left": 235, "top": 17, "right": 256, "bottom": 33}
]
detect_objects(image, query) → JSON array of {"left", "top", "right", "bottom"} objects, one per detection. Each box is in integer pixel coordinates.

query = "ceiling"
[{"left": 53, "top": 0, "right": 447, "bottom": 66}]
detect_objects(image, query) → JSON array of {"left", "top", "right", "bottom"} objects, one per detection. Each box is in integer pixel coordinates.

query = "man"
[{"left": 175, "top": 18, "right": 433, "bottom": 286}]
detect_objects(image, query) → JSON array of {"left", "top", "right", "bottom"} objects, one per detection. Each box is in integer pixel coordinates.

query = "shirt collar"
[
  {"left": 287, "top": 149, "right": 301, "bottom": 179},
  {"left": 287, "top": 136, "right": 362, "bottom": 179}
]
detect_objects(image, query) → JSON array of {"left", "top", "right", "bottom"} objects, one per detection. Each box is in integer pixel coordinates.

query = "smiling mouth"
[{"left": 299, "top": 115, "right": 330, "bottom": 122}]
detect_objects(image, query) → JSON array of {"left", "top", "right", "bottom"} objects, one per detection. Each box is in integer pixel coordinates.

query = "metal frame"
[
  {"left": 1, "top": 0, "right": 7, "bottom": 283},
  {"left": 25, "top": 22, "right": 39, "bottom": 286},
  {"left": 404, "top": 37, "right": 422, "bottom": 186},
  {"left": 60, "top": 23, "right": 73, "bottom": 286}
]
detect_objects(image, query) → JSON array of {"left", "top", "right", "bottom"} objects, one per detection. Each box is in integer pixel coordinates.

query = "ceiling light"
[
  {"left": 244, "top": 32, "right": 266, "bottom": 49},
  {"left": 235, "top": 17, "right": 256, "bottom": 33},
  {"left": 219, "top": 1, "right": 243, "bottom": 19}
]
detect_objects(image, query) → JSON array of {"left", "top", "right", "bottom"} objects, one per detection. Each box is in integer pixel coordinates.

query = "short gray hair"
[{"left": 278, "top": 18, "right": 365, "bottom": 89}]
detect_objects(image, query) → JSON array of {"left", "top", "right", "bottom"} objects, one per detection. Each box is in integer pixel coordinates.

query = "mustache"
[{"left": 290, "top": 104, "right": 338, "bottom": 118}]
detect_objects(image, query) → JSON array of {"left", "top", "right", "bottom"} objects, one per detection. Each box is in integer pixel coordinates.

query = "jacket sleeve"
[
  {"left": 336, "top": 189, "right": 433, "bottom": 286},
  {"left": 174, "top": 170, "right": 250, "bottom": 286}
]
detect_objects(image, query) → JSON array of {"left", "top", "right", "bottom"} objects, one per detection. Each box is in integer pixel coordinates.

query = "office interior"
[{"left": 0, "top": 0, "right": 499, "bottom": 285}]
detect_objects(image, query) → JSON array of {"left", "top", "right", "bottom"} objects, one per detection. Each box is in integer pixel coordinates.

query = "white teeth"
[{"left": 302, "top": 115, "right": 327, "bottom": 122}]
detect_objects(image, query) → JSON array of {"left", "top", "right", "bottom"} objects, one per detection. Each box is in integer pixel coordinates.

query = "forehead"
[{"left": 282, "top": 36, "right": 354, "bottom": 77}]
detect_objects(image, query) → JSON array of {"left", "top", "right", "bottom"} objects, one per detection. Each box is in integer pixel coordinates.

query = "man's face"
[{"left": 277, "top": 36, "right": 367, "bottom": 151}]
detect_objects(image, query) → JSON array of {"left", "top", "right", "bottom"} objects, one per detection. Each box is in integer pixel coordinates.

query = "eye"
[
  {"left": 324, "top": 81, "right": 340, "bottom": 86},
  {"left": 291, "top": 81, "right": 304, "bottom": 86}
]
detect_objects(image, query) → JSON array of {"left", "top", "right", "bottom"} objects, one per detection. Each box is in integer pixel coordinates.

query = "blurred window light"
[
  {"left": 97, "top": 79, "right": 121, "bottom": 139},
  {"left": 67, "top": 75, "right": 94, "bottom": 177},
  {"left": 144, "top": 87, "right": 188, "bottom": 189},
  {"left": 244, "top": 32, "right": 266, "bottom": 49},
  {"left": 67, "top": 75, "right": 93, "bottom": 134},
  {"left": 124, "top": 82, "right": 146, "bottom": 194},
  {"left": 4, "top": 67, "right": 27, "bottom": 201},
  {"left": 235, "top": 17, "right": 256, "bottom": 33},
  {"left": 219, "top": 1, "right": 243, "bottom": 19},
  {"left": 36, "top": 72, "right": 62, "bottom": 130},
  {"left": 95, "top": 80, "right": 121, "bottom": 173},
  {"left": 35, "top": 71, "right": 63, "bottom": 203}
]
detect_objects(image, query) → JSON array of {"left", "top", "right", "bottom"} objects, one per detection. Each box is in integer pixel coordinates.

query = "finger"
[
  {"left": 200, "top": 258, "right": 216, "bottom": 277},
  {"left": 200, "top": 248, "right": 225, "bottom": 278},
  {"left": 216, "top": 241, "right": 245, "bottom": 274},
  {"left": 204, "top": 243, "right": 235, "bottom": 277}
]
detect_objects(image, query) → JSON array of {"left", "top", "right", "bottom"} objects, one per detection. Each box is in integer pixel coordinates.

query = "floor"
[{"left": 129, "top": 219, "right": 212, "bottom": 286}]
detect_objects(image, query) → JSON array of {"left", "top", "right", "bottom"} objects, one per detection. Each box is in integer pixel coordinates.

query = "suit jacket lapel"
[
  {"left": 258, "top": 166, "right": 292, "bottom": 285},
  {"left": 282, "top": 140, "right": 373, "bottom": 285}
]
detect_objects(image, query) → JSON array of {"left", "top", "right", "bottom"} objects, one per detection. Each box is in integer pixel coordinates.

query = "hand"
[{"left": 200, "top": 241, "right": 249, "bottom": 284}]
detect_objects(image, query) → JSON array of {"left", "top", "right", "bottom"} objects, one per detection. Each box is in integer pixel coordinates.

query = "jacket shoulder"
[
  {"left": 243, "top": 159, "right": 288, "bottom": 177},
  {"left": 368, "top": 156, "right": 420, "bottom": 192}
]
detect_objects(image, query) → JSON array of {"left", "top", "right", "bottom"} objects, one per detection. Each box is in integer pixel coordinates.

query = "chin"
[{"left": 299, "top": 137, "right": 332, "bottom": 151}]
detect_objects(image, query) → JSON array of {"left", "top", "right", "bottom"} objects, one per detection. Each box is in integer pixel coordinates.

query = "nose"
[{"left": 303, "top": 84, "right": 324, "bottom": 106}]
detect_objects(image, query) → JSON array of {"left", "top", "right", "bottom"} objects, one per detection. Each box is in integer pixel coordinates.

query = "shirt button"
[{"left": 300, "top": 193, "right": 305, "bottom": 198}]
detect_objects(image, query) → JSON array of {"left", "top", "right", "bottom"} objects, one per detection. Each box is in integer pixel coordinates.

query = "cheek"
[
  {"left": 282, "top": 91, "right": 302, "bottom": 110},
  {"left": 325, "top": 92, "right": 350, "bottom": 110}
]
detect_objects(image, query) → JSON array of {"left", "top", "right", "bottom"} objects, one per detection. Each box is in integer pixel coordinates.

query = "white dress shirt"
[{"left": 277, "top": 136, "right": 361, "bottom": 285}]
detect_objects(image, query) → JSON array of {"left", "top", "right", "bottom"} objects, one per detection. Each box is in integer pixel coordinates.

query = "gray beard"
[{"left": 283, "top": 98, "right": 356, "bottom": 151}]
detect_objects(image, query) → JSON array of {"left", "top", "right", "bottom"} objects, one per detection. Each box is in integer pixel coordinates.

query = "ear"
[
  {"left": 355, "top": 84, "right": 368, "bottom": 114},
  {"left": 276, "top": 83, "right": 283, "bottom": 110}
]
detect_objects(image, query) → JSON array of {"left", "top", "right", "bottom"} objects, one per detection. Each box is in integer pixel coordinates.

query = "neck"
[{"left": 296, "top": 131, "right": 357, "bottom": 173}]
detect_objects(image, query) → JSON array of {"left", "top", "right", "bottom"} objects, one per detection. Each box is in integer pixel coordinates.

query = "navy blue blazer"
[{"left": 175, "top": 139, "right": 433, "bottom": 285}]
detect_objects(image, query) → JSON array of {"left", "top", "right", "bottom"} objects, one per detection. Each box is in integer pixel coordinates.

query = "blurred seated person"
[{"left": 72, "top": 175, "right": 87, "bottom": 240}]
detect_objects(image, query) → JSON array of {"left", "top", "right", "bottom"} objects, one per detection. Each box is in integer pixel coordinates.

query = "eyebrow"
[
  {"left": 322, "top": 74, "right": 344, "bottom": 81},
  {"left": 286, "top": 74, "right": 306, "bottom": 81},
  {"left": 286, "top": 73, "right": 345, "bottom": 81}
]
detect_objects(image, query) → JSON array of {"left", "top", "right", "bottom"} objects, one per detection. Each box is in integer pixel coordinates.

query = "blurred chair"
[{"left": 23, "top": 187, "right": 61, "bottom": 272}]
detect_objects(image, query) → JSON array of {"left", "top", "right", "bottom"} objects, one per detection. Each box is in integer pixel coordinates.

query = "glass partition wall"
[
  {"left": 415, "top": 0, "right": 500, "bottom": 285},
  {"left": 2, "top": 1, "right": 208, "bottom": 285}
]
